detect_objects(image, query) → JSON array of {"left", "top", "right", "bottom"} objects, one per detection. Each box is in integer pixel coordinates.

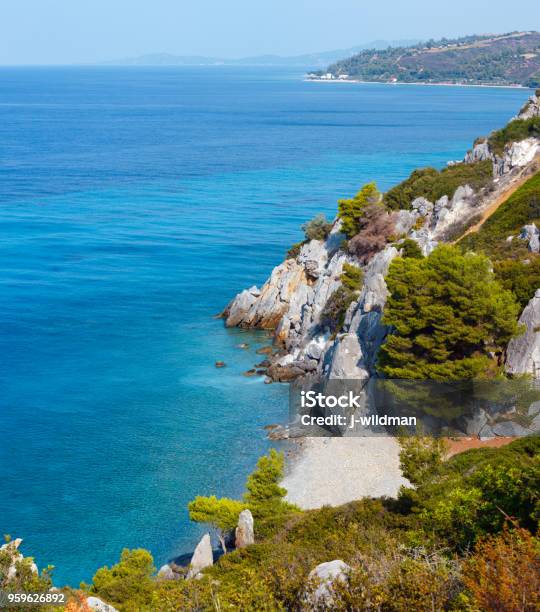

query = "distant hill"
[
  {"left": 317, "top": 32, "right": 540, "bottom": 87},
  {"left": 102, "top": 40, "right": 419, "bottom": 68}
]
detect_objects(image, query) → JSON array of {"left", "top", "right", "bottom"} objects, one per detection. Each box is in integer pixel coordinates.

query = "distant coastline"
[{"left": 304, "top": 76, "right": 530, "bottom": 89}]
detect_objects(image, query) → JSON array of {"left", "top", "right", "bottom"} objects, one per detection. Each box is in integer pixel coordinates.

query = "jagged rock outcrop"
[
  {"left": 516, "top": 91, "right": 540, "bottom": 120},
  {"left": 0, "top": 538, "right": 38, "bottom": 581},
  {"left": 306, "top": 560, "right": 351, "bottom": 607},
  {"left": 494, "top": 138, "right": 540, "bottom": 176},
  {"left": 86, "top": 597, "right": 119, "bottom": 612},
  {"left": 186, "top": 533, "right": 213, "bottom": 580},
  {"left": 323, "top": 246, "right": 397, "bottom": 380},
  {"left": 465, "top": 132, "right": 539, "bottom": 178},
  {"left": 223, "top": 223, "right": 346, "bottom": 337},
  {"left": 464, "top": 139, "right": 491, "bottom": 163},
  {"left": 519, "top": 223, "right": 540, "bottom": 252},
  {"left": 506, "top": 289, "right": 540, "bottom": 378},
  {"left": 235, "top": 509, "right": 254, "bottom": 548}
]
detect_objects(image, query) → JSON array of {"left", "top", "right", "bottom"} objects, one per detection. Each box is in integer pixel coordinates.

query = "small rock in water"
[
  {"left": 264, "top": 377, "right": 273, "bottom": 384},
  {"left": 236, "top": 343, "right": 250, "bottom": 349},
  {"left": 256, "top": 369, "right": 267, "bottom": 376},
  {"left": 243, "top": 369, "right": 256, "bottom": 377},
  {"left": 215, "top": 361, "right": 226, "bottom": 368},
  {"left": 256, "top": 345, "right": 273, "bottom": 355},
  {"left": 255, "top": 359, "right": 271, "bottom": 368}
]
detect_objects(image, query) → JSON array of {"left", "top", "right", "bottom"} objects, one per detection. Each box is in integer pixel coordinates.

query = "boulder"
[
  {"left": 519, "top": 223, "right": 540, "bottom": 252},
  {"left": 157, "top": 564, "right": 177, "bottom": 581},
  {"left": 506, "top": 289, "right": 540, "bottom": 378},
  {"left": 306, "top": 560, "right": 351, "bottom": 606},
  {"left": 491, "top": 421, "right": 531, "bottom": 437},
  {"left": 235, "top": 509, "right": 255, "bottom": 548},
  {"left": 86, "top": 597, "right": 119, "bottom": 612},
  {"left": 267, "top": 363, "right": 305, "bottom": 382},
  {"left": 186, "top": 533, "right": 213, "bottom": 580}
]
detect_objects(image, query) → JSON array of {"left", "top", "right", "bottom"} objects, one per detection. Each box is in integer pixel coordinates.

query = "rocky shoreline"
[
  {"left": 223, "top": 92, "right": 540, "bottom": 391},
  {"left": 221, "top": 92, "right": 540, "bottom": 506}
]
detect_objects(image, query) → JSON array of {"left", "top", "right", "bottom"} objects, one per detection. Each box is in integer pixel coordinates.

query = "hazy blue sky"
[{"left": 1, "top": 0, "right": 539, "bottom": 64}]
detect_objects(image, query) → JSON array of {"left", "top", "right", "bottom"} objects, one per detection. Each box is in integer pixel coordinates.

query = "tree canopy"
[{"left": 378, "top": 245, "right": 522, "bottom": 380}]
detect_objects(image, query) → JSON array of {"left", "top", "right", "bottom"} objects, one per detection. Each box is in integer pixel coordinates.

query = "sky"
[{"left": 0, "top": 0, "right": 539, "bottom": 65}]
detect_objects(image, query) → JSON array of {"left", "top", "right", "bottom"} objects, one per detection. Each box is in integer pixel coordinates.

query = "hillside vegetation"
[
  {"left": 459, "top": 170, "right": 540, "bottom": 307},
  {"left": 80, "top": 437, "right": 539, "bottom": 611},
  {"left": 322, "top": 32, "right": 540, "bottom": 87}
]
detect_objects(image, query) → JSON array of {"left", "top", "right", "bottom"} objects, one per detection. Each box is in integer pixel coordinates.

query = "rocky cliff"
[{"left": 223, "top": 95, "right": 540, "bottom": 391}]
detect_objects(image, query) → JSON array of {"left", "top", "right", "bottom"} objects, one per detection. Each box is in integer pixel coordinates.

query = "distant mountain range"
[
  {"left": 317, "top": 32, "right": 540, "bottom": 87},
  {"left": 101, "top": 40, "right": 420, "bottom": 68}
]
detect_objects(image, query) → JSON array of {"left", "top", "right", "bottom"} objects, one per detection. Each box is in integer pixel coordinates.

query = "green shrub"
[
  {"left": 488, "top": 116, "right": 540, "bottom": 155},
  {"left": 494, "top": 256, "right": 540, "bottom": 309},
  {"left": 337, "top": 182, "right": 382, "bottom": 237},
  {"left": 460, "top": 170, "right": 540, "bottom": 254},
  {"left": 244, "top": 449, "right": 297, "bottom": 522},
  {"left": 399, "top": 238, "right": 424, "bottom": 259},
  {"left": 89, "top": 549, "right": 155, "bottom": 611},
  {"left": 378, "top": 245, "right": 522, "bottom": 380},
  {"left": 340, "top": 262, "right": 363, "bottom": 291},
  {"left": 301, "top": 213, "right": 333, "bottom": 241},
  {"left": 321, "top": 264, "right": 363, "bottom": 332},
  {"left": 384, "top": 160, "right": 493, "bottom": 211},
  {"left": 321, "top": 286, "right": 357, "bottom": 333},
  {"left": 407, "top": 436, "right": 540, "bottom": 549},
  {"left": 398, "top": 435, "right": 447, "bottom": 486}
]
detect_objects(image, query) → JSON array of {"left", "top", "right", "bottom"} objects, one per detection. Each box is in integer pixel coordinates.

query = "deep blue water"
[{"left": 0, "top": 67, "right": 530, "bottom": 586}]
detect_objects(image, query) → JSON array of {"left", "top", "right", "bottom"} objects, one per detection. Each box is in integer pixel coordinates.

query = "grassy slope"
[{"left": 460, "top": 170, "right": 540, "bottom": 253}]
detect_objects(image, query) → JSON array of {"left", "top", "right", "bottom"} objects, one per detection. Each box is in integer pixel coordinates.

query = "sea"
[{"left": 0, "top": 66, "right": 530, "bottom": 586}]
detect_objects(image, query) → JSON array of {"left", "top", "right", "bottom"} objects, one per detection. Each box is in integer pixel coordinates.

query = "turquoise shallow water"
[{"left": 0, "top": 66, "right": 530, "bottom": 585}]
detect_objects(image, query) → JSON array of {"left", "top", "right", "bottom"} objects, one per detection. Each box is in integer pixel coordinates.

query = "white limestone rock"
[
  {"left": 86, "top": 597, "right": 119, "bottom": 612},
  {"left": 519, "top": 223, "right": 540, "bottom": 252},
  {"left": 506, "top": 289, "right": 540, "bottom": 378},
  {"left": 306, "top": 560, "right": 351, "bottom": 607},
  {"left": 394, "top": 209, "right": 418, "bottom": 235},
  {"left": 325, "top": 247, "right": 397, "bottom": 380},
  {"left": 186, "top": 533, "right": 213, "bottom": 580},
  {"left": 516, "top": 93, "right": 540, "bottom": 120},
  {"left": 464, "top": 140, "right": 492, "bottom": 163},
  {"left": 157, "top": 564, "right": 177, "bottom": 581},
  {"left": 494, "top": 138, "right": 540, "bottom": 176},
  {"left": 411, "top": 196, "right": 434, "bottom": 217},
  {"left": 235, "top": 509, "right": 255, "bottom": 549}
]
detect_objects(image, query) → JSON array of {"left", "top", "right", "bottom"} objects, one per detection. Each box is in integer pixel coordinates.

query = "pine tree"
[{"left": 378, "top": 245, "right": 522, "bottom": 380}]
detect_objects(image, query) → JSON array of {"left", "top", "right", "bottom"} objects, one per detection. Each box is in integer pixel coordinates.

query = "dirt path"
[{"left": 455, "top": 157, "right": 540, "bottom": 242}]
